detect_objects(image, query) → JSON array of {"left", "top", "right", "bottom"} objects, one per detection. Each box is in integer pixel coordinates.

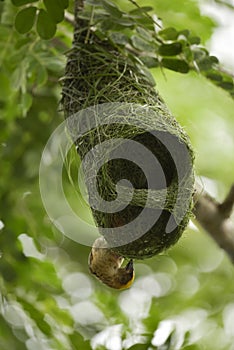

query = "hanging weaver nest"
[{"left": 61, "top": 28, "right": 195, "bottom": 259}]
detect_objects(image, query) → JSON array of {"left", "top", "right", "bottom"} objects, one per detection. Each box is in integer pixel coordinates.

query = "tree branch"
[{"left": 193, "top": 182, "right": 234, "bottom": 262}]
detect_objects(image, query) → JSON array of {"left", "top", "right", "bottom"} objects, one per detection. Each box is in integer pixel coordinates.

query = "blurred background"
[{"left": 0, "top": 0, "right": 234, "bottom": 349}]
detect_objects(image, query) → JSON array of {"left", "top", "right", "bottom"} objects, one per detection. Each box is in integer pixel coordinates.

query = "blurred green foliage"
[{"left": 0, "top": 0, "right": 234, "bottom": 349}]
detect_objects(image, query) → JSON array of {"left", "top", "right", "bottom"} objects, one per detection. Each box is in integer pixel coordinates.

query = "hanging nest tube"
[{"left": 62, "top": 33, "right": 195, "bottom": 259}]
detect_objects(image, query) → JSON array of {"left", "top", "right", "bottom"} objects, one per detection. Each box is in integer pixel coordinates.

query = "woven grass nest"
[{"left": 62, "top": 31, "right": 195, "bottom": 259}]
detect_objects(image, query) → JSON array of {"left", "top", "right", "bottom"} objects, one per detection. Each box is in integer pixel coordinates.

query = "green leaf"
[
  {"left": 85, "top": 0, "right": 103, "bottom": 5},
  {"left": 21, "top": 93, "right": 33, "bottom": 117},
  {"left": 218, "top": 81, "right": 234, "bottom": 90},
  {"left": 162, "top": 58, "right": 189, "bottom": 73},
  {"left": 129, "top": 6, "right": 153, "bottom": 16},
  {"left": 12, "top": 0, "right": 38, "bottom": 5},
  {"left": 209, "top": 55, "right": 219, "bottom": 64},
  {"left": 197, "top": 57, "right": 215, "bottom": 71},
  {"left": 159, "top": 27, "right": 178, "bottom": 40},
  {"left": 36, "top": 9, "right": 56, "bottom": 40},
  {"left": 36, "top": 65, "right": 48, "bottom": 86},
  {"left": 205, "top": 70, "right": 223, "bottom": 82},
  {"left": 1, "top": 2, "right": 15, "bottom": 25},
  {"left": 58, "top": 0, "right": 69, "bottom": 9},
  {"left": 135, "top": 15, "right": 154, "bottom": 30},
  {"left": 192, "top": 48, "right": 208, "bottom": 61},
  {"left": 131, "top": 35, "right": 154, "bottom": 52},
  {"left": 136, "top": 26, "right": 152, "bottom": 41},
  {"left": 15, "top": 38, "right": 31, "bottom": 49},
  {"left": 140, "top": 56, "right": 159, "bottom": 68},
  {"left": 102, "top": 0, "right": 123, "bottom": 18},
  {"left": 109, "top": 32, "right": 129, "bottom": 45},
  {"left": 15, "top": 7, "right": 36, "bottom": 34},
  {"left": 0, "top": 72, "right": 11, "bottom": 100},
  {"left": 69, "top": 332, "right": 91, "bottom": 350},
  {"left": 29, "top": 59, "right": 48, "bottom": 86},
  {"left": 43, "top": 0, "right": 64, "bottom": 23},
  {"left": 112, "top": 17, "right": 135, "bottom": 27},
  {"left": 127, "top": 344, "right": 150, "bottom": 350},
  {"left": 36, "top": 52, "right": 65, "bottom": 72},
  {"left": 178, "top": 29, "right": 190, "bottom": 38},
  {"left": 11, "top": 60, "right": 28, "bottom": 92},
  {"left": 159, "top": 42, "right": 182, "bottom": 56},
  {"left": 137, "top": 64, "right": 155, "bottom": 86},
  {"left": 17, "top": 297, "right": 52, "bottom": 336},
  {"left": 183, "top": 46, "right": 193, "bottom": 62},
  {"left": 101, "top": 17, "right": 134, "bottom": 31},
  {"left": 189, "top": 36, "right": 201, "bottom": 45}
]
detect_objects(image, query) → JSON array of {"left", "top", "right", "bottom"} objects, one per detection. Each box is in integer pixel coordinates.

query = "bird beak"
[{"left": 125, "top": 259, "right": 134, "bottom": 273}]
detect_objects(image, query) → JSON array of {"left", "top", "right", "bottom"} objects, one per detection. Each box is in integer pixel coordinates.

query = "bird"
[{"left": 88, "top": 236, "right": 135, "bottom": 290}]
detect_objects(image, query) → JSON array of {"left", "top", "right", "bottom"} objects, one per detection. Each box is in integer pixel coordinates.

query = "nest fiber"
[{"left": 62, "top": 34, "right": 194, "bottom": 259}]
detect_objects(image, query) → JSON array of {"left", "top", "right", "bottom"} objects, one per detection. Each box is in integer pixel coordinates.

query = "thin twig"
[
  {"left": 218, "top": 66, "right": 234, "bottom": 79},
  {"left": 193, "top": 182, "right": 234, "bottom": 263},
  {"left": 128, "top": 0, "right": 162, "bottom": 28},
  {"left": 64, "top": 11, "right": 75, "bottom": 26}
]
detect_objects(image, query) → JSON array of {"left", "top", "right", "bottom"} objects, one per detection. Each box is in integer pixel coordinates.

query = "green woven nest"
[{"left": 62, "top": 35, "right": 195, "bottom": 259}]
